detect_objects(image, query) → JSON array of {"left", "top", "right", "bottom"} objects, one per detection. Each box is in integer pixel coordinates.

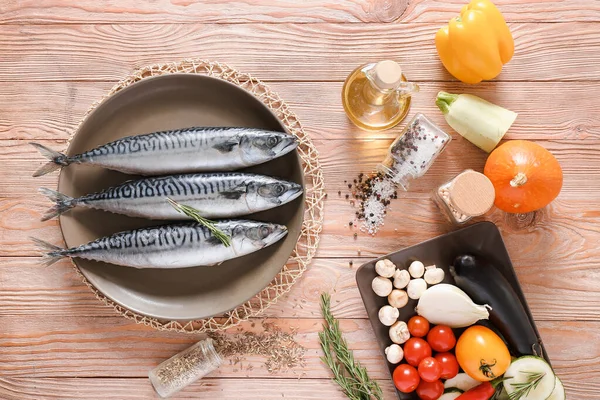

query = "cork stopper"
[
  {"left": 449, "top": 170, "right": 495, "bottom": 216},
  {"left": 373, "top": 60, "right": 402, "bottom": 90}
]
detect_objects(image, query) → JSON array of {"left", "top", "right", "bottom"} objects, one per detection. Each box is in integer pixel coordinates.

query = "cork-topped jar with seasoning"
[
  {"left": 433, "top": 170, "right": 496, "bottom": 224},
  {"left": 148, "top": 338, "right": 223, "bottom": 398},
  {"left": 377, "top": 113, "right": 452, "bottom": 190}
]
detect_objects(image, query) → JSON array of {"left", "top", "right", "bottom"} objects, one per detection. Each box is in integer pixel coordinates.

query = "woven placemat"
[{"left": 69, "top": 59, "right": 325, "bottom": 333}]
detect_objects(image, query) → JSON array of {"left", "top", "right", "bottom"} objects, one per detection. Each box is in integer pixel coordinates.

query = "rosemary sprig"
[
  {"left": 167, "top": 198, "right": 231, "bottom": 247},
  {"left": 507, "top": 371, "right": 546, "bottom": 400},
  {"left": 319, "top": 293, "right": 383, "bottom": 400}
]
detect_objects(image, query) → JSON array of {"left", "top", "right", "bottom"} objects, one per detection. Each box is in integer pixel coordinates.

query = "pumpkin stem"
[{"left": 510, "top": 172, "right": 528, "bottom": 187}]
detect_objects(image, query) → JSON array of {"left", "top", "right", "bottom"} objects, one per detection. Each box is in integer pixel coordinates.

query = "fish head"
[
  {"left": 247, "top": 180, "right": 303, "bottom": 210},
  {"left": 240, "top": 131, "right": 298, "bottom": 164},
  {"left": 232, "top": 222, "right": 288, "bottom": 249}
]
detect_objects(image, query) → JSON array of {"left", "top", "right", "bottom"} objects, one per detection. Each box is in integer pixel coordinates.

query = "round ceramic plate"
[{"left": 57, "top": 74, "right": 305, "bottom": 321}]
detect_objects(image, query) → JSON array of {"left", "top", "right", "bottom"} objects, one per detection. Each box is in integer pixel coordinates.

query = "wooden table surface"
[{"left": 1, "top": 1, "right": 599, "bottom": 399}]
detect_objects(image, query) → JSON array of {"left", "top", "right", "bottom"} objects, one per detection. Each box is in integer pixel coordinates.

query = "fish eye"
[
  {"left": 260, "top": 226, "right": 271, "bottom": 238},
  {"left": 275, "top": 184, "right": 285, "bottom": 194},
  {"left": 267, "top": 136, "right": 279, "bottom": 147}
]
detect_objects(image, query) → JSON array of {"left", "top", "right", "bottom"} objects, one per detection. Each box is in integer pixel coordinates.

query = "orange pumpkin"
[{"left": 484, "top": 140, "right": 563, "bottom": 213}]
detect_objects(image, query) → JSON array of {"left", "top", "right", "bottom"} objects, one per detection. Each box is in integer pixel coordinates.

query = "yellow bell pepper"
[{"left": 435, "top": 0, "right": 514, "bottom": 84}]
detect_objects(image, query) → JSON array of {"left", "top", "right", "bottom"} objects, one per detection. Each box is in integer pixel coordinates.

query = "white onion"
[{"left": 416, "top": 284, "right": 490, "bottom": 328}]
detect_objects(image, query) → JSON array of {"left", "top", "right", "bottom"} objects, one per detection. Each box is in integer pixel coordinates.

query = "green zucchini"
[
  {"left": 444, "top": 373, "right": 480, "bottom": 392},
  {"left": 436, "top": 91, "right": 517, "bottom": 153},
  {"left": 439, "top": 392, "right": 462, "bottom": 400},
  {"left": 503, "top": 356, "right": 556, "bottom": 400},
  {"left": 547, "top": 376, "right": 566, "bottom": 400}
]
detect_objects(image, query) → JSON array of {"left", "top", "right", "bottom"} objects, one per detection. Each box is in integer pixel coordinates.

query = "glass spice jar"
[
  {"left": 148, "top": 338, "right": 223, "bottom": 398},
  {"left": 432, "top": 169, "right": 496, "bottom": 224},
  {"left": 377, "top": 113, "right": 452, "bottom": 190}
]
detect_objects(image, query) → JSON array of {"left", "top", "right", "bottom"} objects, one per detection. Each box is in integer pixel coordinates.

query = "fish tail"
[
  {"left": 30, "top": 237, "right": 67, "bottom": 267},
  {"left": 38, "top": 187, "right": 76, "bottom": 221},
  {"left": 30, "top": 142, "right": 71, "bottom": 177}
]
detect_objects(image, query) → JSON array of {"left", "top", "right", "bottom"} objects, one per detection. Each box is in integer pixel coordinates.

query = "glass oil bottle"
[{"left": 342, "top": 60, "right": 419, "bottom": 131}]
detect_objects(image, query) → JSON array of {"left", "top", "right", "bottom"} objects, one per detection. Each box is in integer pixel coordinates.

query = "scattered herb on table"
[
  {"left": 167, "top": 198, "right": 231, "bottom": 247},
  {"left": 319, "top": 293, "right": 383, "bottom": 400},
  {"left": 209, "top": 321, "right": 306, "bottom": 374}
]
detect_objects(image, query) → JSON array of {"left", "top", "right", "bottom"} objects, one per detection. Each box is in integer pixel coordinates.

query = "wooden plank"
[
  {"left": 0, "top": 23, "right": 599, "bottom": 82},
  {"left": 0, "top": 316, "right": 595, "bottom": 396},
  {"left": 1, "top": 140, "right": 599, "bottom": 257},
  {"left": 1, "top": 252, "right": 599, "bottom": 322},
  {"left": 0, "top": 316, "right": 384, "bottom": 379},
  {"left": 2, "top": 0, "right": 599, "bottom": 24},
  {"left": 1, "top": 81, "right": 598, "bottom": 141},
  {"left": 0, "top": 0, "right": 405, "bottom": 24},
  {"left": 0, "top": 377, "right": 397, "bottom": 400},
  {"left": 3, "top": 138, "right": 597, "bottom": 198}
]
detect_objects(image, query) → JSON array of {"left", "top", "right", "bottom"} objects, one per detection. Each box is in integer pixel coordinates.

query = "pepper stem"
[
  {"left": 510, "top": 172, "right": 528, "bottom": 187},
  {"left": 435, "top": 91, "right": 459, "bottom": 114}
]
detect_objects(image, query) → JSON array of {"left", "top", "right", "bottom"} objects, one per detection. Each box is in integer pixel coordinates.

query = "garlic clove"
[
  {"left": 378, "top": 305, "right": 400, "bottom": 326},
  {"left": 372, "top": 276, "right": 393, "bottom": 297},
  {"left": 385, "top": 344, "right": 404, "bottom": 364},
  {"left": 407, "top": 278, "right": 427, "bottom": 300},
  {"left": 393, "top": 269, "right": 410, "bottom": 289},
  {"left": 408, "top": 260, "right": 425, "bottom": 278},
  {"left": 424, "top": 265, "right": 445, "bottom": 285},
  {"left": 388, "top": 289, "right": 409, "bottom": 309},
  {"left": 389, "top": 321, "right": 410, "bottom": 344},
  {"left": 375, "top": 259, "right": 396, "bottom": 278}
]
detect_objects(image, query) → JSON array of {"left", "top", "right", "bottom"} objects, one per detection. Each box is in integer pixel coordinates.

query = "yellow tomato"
[{"left": 455, "top": 325, "right": 511, "bottom": 381}]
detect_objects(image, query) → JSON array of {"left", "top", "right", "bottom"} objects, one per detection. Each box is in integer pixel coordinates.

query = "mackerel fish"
[
  {"left": 31, "top": 127, "right": 298, "bottom": 177},
  {"left": 32, "top": 220, "right": 287, "bottom": 268},
  {"left": 39, "top": 173, "right": 303, "bottom": 221}
]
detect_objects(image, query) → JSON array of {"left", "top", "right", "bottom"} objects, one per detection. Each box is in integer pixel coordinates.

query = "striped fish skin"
[
  {"left": 31, "top": 127, "right": 298, "bottom": 177},
  {"left": 40, "top": 173, "right": 303, "bottom": 221},
  {"left": 33, "top": 221, "right": 288, "bottom": 269}
]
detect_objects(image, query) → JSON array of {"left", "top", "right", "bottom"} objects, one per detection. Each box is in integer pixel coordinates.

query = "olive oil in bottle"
[{"left": 342, "top": 60, "right": 419, "bottom": 131}]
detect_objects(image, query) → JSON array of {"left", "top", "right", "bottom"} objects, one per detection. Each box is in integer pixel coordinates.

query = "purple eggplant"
[{"left": 450, "top": 254, "right": 542, "bottom": 357}]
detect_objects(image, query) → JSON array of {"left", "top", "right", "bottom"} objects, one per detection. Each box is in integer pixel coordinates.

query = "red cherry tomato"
[
  {"left": 416, "top": 379, "right": 444, "bottom": 400},
  {"left": 404, "top": 338, "right": 432, "bottom": 367},
  {"left": 418, "top": 357, "right": 442, "bottom": 383},
  {"left": 434, "top": 352, "right": 459, "bottom": 380},
  {"left": 408, "top": 316, "right": 430, "bottom": 337},
  {"left": 427, "top": 325, "right": 456, "bottom": 352},
  {"left": 393, "top": 364, "right": 420, "bottom": 393}
]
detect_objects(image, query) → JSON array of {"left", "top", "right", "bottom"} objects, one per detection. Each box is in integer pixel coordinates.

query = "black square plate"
[{"left": 356, "top": 221, "right": 548, "bottom": 399}]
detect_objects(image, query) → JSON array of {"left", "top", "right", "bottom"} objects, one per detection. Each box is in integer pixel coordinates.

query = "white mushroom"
[
  {"left": 389, "top": 321, "right": 410, "bottom": 344},
  {"left": 385, "top": 344, "right": 404, "bottom": 364},
  {"left": 388, "top": 289, "right": 409, "bottom": 309},
  {"left": 408, "top": 260, "right": 425, "bottom": 278},
  {"left": 424, "top": 265, "right": 445, "bottom": 285},
  {"left": 407, "top": 278, "right": 428, "bottom": 300},
  {"left": 375, "top": 259, "right": 396, "bottom": 278},
  {"left": 378, "top": 305, "right": 400, "bottom": 326},
  {"left": 372, "top": 276, "right": 393, "bottom": 297},
  {"left": 393, "top": 269, "right": 410, "bottom": 289}
]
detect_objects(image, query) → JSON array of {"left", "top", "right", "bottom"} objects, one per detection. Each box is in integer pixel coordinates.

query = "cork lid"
[
  {"left": 449, "top": 170, "right": 495, "bottom": 216},
  {"left": 373, "top": 60, "right": 402, "bottom": 90}
]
